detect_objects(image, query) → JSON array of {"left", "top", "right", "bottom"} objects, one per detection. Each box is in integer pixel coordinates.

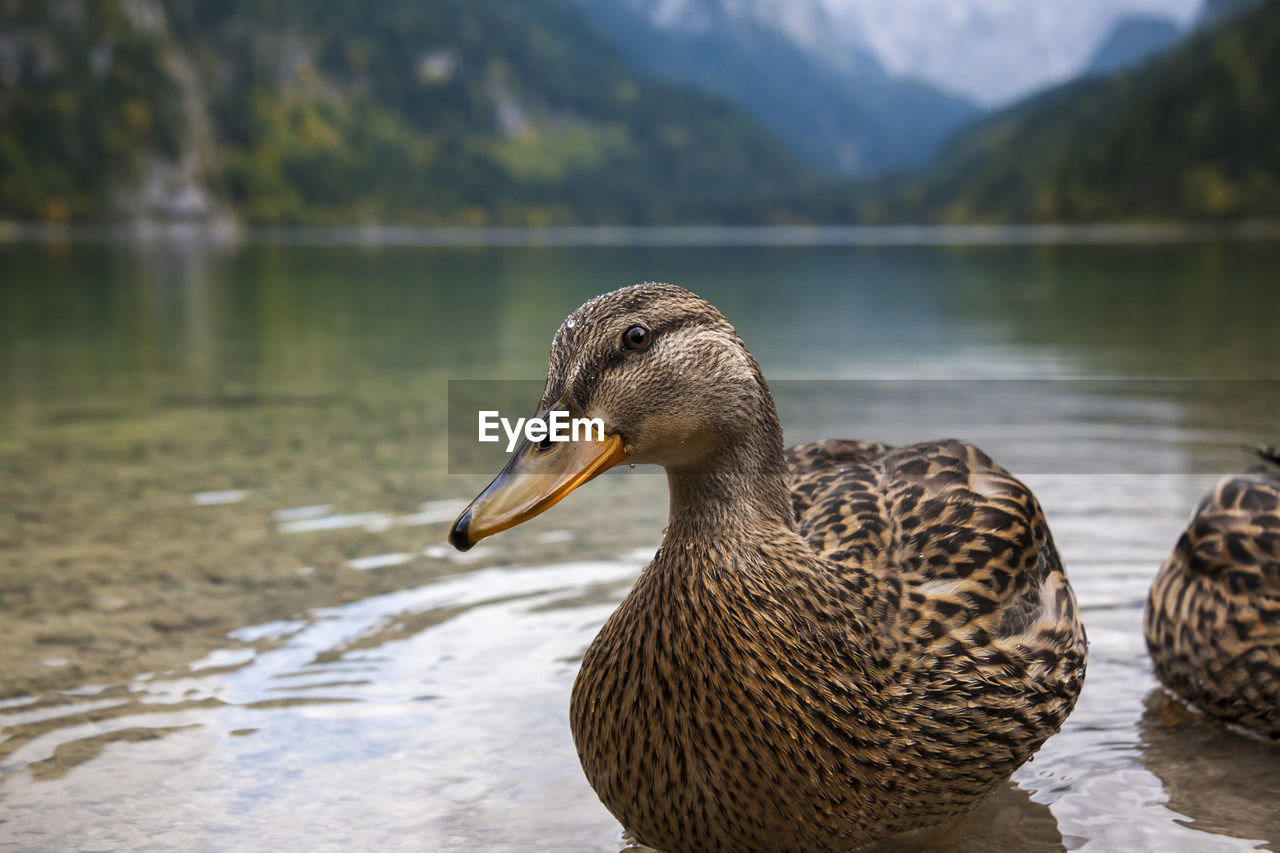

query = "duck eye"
[{"left": 623, "top": 325, "right": 651, "bottom": 351}]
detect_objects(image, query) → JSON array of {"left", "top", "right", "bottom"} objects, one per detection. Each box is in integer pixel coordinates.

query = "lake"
[{"left": 1, "top": 232, "right": 1278, "bottom": 851}]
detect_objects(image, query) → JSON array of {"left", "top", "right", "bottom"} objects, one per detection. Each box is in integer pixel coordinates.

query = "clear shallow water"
[
  {"left": 1, "top": 474, "right": 1278, "bottom": 852},
  {"left": 2, "top": 237, "right": 1279, "bottom": 851}
]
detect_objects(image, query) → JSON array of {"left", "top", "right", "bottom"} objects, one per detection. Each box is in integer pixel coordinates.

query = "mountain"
[
  {"left": 818, "top": 0, "right": 1202, "bottom": 107},
  {"left": 891, "top": 0, "right": 1280, "bottom": 222},
  {"left": 4, "top": 0, "right": 1276, "bottom": 226},
  {"left": 0, "top": 0, "right": 804, "bottom": 224},
  {"left": 1086, "top": 14, "right": 1182, "bottom": 74},
  {"left": 0, "top": 1, "right": 190, "bottom": 222},
  {"left": 574, "top": 0, "right": 978, "bottom": 175},
  {"left": 1197, "top": 0, "right": 1266, "bottom": 24}
]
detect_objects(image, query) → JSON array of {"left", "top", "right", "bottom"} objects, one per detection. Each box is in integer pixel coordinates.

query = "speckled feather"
[
  {"left": 526, "top": 284, "right": 1087, "bottom": 852},
  {"left": 1144, "top": 445, "right": 1280, "bottom": 738}
]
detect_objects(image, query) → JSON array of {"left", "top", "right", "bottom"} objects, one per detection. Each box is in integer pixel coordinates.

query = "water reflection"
[
  {"left": 0, "top": 550, "right": 1076, "bottom": 852},
  {"left": 5, "top": 242, "right": 1280, "bottom": 406},
  {"left": 2, "top": 471, "right": 1273, "bottom": 851},
  {"left": 1138, "top": 691, "right": 1280, "bottom": 848},
  {"left": 0, "top": 560, "right": 648, "bottom": 851},
  {"left": 2, "top": 239, "right": 1279, "bottom": 850}
]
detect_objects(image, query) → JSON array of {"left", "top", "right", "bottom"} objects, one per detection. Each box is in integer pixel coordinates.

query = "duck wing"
[{"left": 785, "top": 438, "right": 1082, "bottom": 650}]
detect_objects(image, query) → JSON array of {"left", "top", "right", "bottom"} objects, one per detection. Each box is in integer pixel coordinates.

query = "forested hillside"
[
  {"left": 0, "top": 0, "right": 802, "bottom": 224},
  {"left": 0, "top": 1, "right": 185, "bottom": 221},
  {"left": 1085, "top": 14, "right": 1181, "bottom": 75},
  {"left": 2, "top": 0, "right": 1278, "bottom": 226},
  {"left": 893, "top": 0, "right": 1280, "bottom": 222},
  {"left": 575, "top": 0, "right": 977, "bottom": 175}
]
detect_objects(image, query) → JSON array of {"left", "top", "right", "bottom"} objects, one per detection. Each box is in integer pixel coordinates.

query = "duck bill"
[{"left": 449, "top": 432, "right": 627, "bottom": 551}]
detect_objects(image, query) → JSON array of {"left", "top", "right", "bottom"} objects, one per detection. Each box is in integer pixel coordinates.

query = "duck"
[
  {"left": 1144, "top": 444, "right": 1280, "bottom": 739},
  {"left": 449, "top": 283, "right": 1088, "bottom": 852}
]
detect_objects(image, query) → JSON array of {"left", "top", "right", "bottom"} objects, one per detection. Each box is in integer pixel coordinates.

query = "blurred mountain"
[
  {"left": 0, "top": 1, "right": 195, "bottom": 222},
  {"left": 3, "top": 0, "right": 1276, "bottom": 226},
  {"left": 891, "top": 0, "right": 1280, "bottom": 222},
  {"left": 575, "top": 0, "right": 978, "bottom": 175},
  {"left": 0, "top": 0, "right": 803, "bottom": 224},
  {"left": 1086, "top": 14, "right": 1183, "bottom": 74},
  {"left": 819, "top": 0, "right": 1202, "bottom": 108},
  {"left": 1197, "top": 0, "right": 1266, "bottom": 24}
]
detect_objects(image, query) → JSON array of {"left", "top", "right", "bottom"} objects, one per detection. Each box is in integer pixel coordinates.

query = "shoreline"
[{"left": 3, "top": 220, "right": 1280, "bottom": 248}]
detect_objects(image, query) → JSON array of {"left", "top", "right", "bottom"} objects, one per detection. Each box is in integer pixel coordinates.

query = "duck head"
[{"left": 449, "top": 282, "right": 783, "bottom": 551}]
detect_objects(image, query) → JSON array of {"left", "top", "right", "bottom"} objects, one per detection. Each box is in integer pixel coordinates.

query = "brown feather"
[
  {"left": 514, "top": 283, "right": 1087, "bottom": 852},
  {"left": 1145, "top": 446, "right": 1280, "bottom": 738}
]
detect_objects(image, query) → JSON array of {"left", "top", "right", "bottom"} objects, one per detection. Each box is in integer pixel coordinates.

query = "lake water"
[{"left": 1, "top": 234, "right": 1278, "bottom": 851}]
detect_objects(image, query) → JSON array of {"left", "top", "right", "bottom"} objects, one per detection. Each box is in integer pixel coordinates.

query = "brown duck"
[
  {"left": 450, "top": 283, "right": 1087, "bottom": 852},
  {"left": 1145, "top": 444, "right": 1280, "bottom": 739}
]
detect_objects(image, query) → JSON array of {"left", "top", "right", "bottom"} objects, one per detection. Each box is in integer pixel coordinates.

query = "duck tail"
[{"left": 1253, "top": 443, "right": 1280, "bottom": 467}]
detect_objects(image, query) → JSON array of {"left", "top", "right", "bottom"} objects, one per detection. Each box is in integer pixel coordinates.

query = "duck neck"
[{"left": 663, "top": 397, "right": 795, "bottom": 549}]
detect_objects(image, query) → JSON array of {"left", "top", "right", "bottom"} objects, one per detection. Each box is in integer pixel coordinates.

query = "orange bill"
[{"left": 449, "top": 430, "right": 627, "bottom": 551}]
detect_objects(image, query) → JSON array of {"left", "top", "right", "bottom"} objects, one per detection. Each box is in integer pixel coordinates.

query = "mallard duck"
[
  {"left": 449, "top": 283, "right": 1087, "bottom": 852},
  {"left": 1144, "top": 444, "right": 1280, "bottom": 739}
]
